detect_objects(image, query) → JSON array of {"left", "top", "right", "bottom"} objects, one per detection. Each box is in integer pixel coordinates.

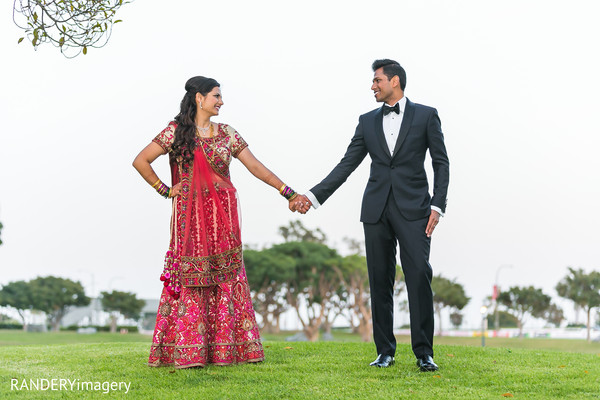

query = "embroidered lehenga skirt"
[
  {"left": 148, "top": 266, "right": 264, "bottom": 368},
  {"left": 148, "top": 123, "right": 264, "bottom": 368}
]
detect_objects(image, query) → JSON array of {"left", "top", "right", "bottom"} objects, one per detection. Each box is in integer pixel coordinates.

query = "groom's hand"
[{"left": 425, "top": 210, "right": 440, "bottom": 238}]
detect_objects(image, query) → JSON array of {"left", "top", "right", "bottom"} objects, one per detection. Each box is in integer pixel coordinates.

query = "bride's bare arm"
[
  {"left": 237, "top": 147, "right": 284, "bottom": 189},
  {"left": 132, "top": 142, "right": 166, "bottom": 185},
  {"left": 133, "top": 142, "right": 182, "bottom": 197},
  {"left": 237, "top": 147, "right": 306, "bottom": 212}
]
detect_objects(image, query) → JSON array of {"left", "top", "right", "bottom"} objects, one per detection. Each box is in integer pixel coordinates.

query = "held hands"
[
  {"left": 425, "top": 210, "right": 440, "bottom": 238},
  {"left": 289, "top": 194, "right": 312, "bottom": 214}
]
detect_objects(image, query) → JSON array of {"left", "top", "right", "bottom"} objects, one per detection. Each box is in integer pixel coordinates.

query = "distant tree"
[
  {"left": 544, "top": 303, "right": 565, "bottom": 328},
  {"left": 556, "top": 267, "right": 600, "bottom": 342},
  {"left": 278, "top": 220, "right": 326, "bottom": 244},
  {"left": 498, "top": 286, "right": 553, "bottom": 338},
  {"left": 0, "top": 221, "right": 3, "bottom": 245},
  {"left": 573, "top": 304, "right": 583, "bottom": 325},
  {"left": 449, "top": 312, "right": 463, "bottom": 329},
  {"left": 342, "top": 237, "right": 364, "bottom": 255},
  {"left": 334, "top": 254, "right": 371, "bottom": 342},
  {"left": 0, "top": 280, "right": 34, "bottom": 330},
  {"left": 100, "top": 290, "right": 145, "bottom": 333},
  {"left": 30, "top": 276, "right": 90, "bottom": 331},
  {"left": 431, "top": 275, "right": 470, "bottom": 335},
  {"left": 321, "top": 279, "right": 349, "bottom": 336},
  {"left": 486, "top": 310, "right": 519, "bottom": 328},
  {"left": 271, "top": 241, "right": 341, "bottom": 341},
  {"left": 243, "top": 248, "right": 295, "bottom": 333},
  {"left": 13, "top": 0, "right": 133, "bottom": 58}
]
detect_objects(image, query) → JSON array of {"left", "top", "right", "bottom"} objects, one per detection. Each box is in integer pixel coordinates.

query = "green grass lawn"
[
  {"left": 0, "top": 330, "right": 150, "bottom": 346},
  {"left": 264, "top": 331, "right": 600, "bottom": 354},
  {"left": 1, "top": 330, "right": 599, "bottom": 399}
]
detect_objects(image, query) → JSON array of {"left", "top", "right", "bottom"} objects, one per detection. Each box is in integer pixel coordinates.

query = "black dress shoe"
[
  {"left": 416, "top": 355, "right": 438, "bottom": 372},
  {"left": 369, "top": 354, "right": 394, "bottom": 368}
]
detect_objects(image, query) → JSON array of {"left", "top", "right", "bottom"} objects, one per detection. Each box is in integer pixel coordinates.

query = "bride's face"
[{"left": 197, "top": 87, "right": 224, "bottom": 116}]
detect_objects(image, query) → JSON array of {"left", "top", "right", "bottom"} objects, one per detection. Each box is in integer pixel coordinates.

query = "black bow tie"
[{"left": 383, "top": 103, "right": 400, "bottom": 115}]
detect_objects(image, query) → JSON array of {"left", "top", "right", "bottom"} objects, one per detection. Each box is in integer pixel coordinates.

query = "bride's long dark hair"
[{"left": 172, "top": 76, "right": 220, "bottom": 164}]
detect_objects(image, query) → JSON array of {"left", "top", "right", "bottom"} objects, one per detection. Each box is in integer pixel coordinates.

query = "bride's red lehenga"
[{"left": 148, "top": 122, "right": 264, "bottom": 369}]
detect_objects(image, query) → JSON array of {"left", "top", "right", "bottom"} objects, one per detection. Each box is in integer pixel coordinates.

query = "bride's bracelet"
[
  {"left": 279, "top": 184, "right": 298, "bottom": 201},
  {"left": 152, "top": 179, "right": 171, "bottom": 199}
]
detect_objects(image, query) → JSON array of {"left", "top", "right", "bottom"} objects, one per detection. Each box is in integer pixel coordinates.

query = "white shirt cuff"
[
  {"left": 305, "top": 191, "right": 321, "bottom": 209},
  {"left": 431, "top": 205, "right": 444, "bottom": 217}
]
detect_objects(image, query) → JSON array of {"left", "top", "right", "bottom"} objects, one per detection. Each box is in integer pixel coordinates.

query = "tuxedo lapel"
[
  {"left": 391, "top": 99, "right": 414, "bottom": 159},
  {"left": 373, "top": 108, "right": 391, "bottom": 158}
]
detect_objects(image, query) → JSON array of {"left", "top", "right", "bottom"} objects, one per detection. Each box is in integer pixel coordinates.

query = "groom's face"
[{"left": 371, "top": 68, "right": 394, "bottom": 103}]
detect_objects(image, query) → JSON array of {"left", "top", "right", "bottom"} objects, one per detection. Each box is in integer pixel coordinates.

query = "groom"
[{"left": 294, "top": 59, "right": 449, "bottom": 371}]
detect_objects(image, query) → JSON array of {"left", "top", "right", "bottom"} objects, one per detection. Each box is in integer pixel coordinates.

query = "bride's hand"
[
  {"left": 169, "top": 183, "right": 183, "bottom": 198},
  {"left": 289, "top": 195, "right": 311, "bottom": 214}
]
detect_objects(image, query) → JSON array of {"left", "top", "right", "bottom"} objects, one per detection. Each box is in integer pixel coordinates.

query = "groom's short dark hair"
[{"left": 372, "top": 59, "right": 406, "bottom": 91}]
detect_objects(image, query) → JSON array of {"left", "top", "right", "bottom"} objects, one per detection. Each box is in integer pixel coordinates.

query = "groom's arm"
[
  {"left": 307, "top": 117, "right": 369, "bottom": 208},
  {"left": 291, "top": 118, "right": 368, "bottom": 213},
  {"left": 427, "top": 108, "right": 450, "bottom": 214}
]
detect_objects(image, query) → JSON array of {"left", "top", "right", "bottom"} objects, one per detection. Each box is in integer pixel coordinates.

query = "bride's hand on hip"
[{"left": 169, "top": 183, "right": 183, "bottom": 198}]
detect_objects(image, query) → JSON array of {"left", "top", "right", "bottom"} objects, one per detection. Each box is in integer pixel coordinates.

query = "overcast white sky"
[{"left": 1, "top": 1, "right": 599, "bottom": 329}]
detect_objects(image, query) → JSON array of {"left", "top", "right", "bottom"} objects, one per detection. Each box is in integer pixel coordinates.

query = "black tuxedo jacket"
[{"left": 311, "top": 98, "right": 449, "bottom": 223}]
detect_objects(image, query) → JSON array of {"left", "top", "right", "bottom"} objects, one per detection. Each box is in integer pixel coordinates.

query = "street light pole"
[
  {"left": 480, "top": 305, "right": 488, "bottom": 347},
  {"left": 493, "top": 264, "right": 513, "bottom": 332}
]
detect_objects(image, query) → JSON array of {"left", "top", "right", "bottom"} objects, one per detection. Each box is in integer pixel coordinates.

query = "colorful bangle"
[
  {"left": 151, "top": 179, "right": 161, "bottom": 188},
  {"left": 279, "top": 185, "right": 297, "bottom": 201},
  {"left": 153, "top": 180, "right": 171, "bottom": 199}
]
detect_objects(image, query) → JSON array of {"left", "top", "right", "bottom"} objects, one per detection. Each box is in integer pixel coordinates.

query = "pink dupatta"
[{"left": 160, "top": 136, "right": 243, "bottom": 299}]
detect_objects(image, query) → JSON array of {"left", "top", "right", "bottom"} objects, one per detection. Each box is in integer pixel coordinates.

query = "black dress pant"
[{"left": 363, "top": 190, "right": 434, "bottom": 359}]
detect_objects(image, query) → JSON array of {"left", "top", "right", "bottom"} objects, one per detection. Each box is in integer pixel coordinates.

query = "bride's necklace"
[{"left": 195, "top": 123, "right": 213, "bottom": 138}]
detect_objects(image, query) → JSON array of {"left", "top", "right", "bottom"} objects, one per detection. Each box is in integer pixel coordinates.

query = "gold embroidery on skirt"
[
  {"left": 177, "top": 303, "right": 187, "bottom": 317},
  {"left": 180, "top": 245, "right": 243, "bottom": 287},
  {"left": 197, "top": 322, "right": 206, "bottom": 335},
  {"left": 242, "top": 319, "right": 254, "bottom": 331},
  {"left": 159, "top": 303, "right": 172, "bottom": 317}
]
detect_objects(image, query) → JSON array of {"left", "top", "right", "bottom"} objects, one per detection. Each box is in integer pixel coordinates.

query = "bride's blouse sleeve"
[
  {"left": 152, "top": 121, "right": 177, "bottom": 153},
  {"left": 224, "top": 124, "right": 248, "bottom": 158}
]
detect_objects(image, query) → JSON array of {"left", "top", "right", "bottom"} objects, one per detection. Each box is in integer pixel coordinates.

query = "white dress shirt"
[
  {"left": 306, "top": 97, "right": 443, "bottom": 217},
  {"left": 383, "top": 96, "right": 407, "bottom": 156}
]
